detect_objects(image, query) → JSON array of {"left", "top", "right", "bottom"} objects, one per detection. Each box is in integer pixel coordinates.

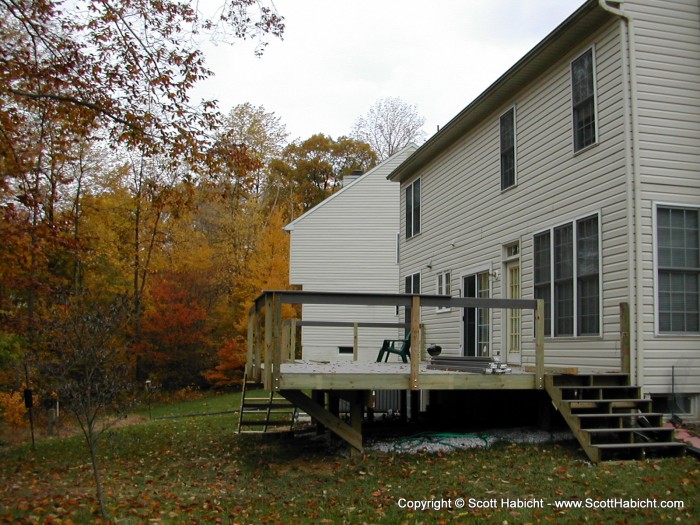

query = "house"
[
  {"left": 388, "top": 0, "right": 700, "bottom": 421},
  {"left": 285, "top": 144, "right": 417, "bottom": 362}
]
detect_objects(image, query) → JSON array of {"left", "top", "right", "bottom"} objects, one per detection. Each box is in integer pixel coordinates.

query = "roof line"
[
  {"left": 389, "top": 0, "right": 617, "bottom": 183},
  {"left": 284, "top": 143, "right": 417, "bottom": 231}
]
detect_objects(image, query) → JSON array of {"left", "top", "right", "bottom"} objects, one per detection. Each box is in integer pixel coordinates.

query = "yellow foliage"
[{"left": 0, "top": 391, "right": 27, "bottom": 428}]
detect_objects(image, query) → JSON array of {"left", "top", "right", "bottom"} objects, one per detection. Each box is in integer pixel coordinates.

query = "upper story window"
[
  {"left": 500, "top": 107, "right": 516, "bottom": 190},
  {"left": 534, "top": 214, "right": 600, "bottom": 337},
  {"left": 571, "top": 48, "right": 597, "bottom": 152},
  {"left": 406, "top": 178, "right": 421, "bottom": 239},
  {"left": 656, "top": 206, "right": 699, "bottom": 334}
]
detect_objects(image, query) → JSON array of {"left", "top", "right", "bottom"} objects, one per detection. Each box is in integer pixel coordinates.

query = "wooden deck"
[{"left": 241, "top": 291, "right": 656, "bottom": 461}]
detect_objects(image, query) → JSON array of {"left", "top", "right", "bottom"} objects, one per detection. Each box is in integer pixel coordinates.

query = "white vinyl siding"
[
  {"left": 392, "top": 1, "right": 699, "bottom": 414},
  {"left": 623, "top": 0, "right": 700, "bottom": 401},
  {"left": 397, "top": 20, "right": 625, "bottom": 366},
  {"left": 287, "top": 146, "right": 415, "bottom": 361}
]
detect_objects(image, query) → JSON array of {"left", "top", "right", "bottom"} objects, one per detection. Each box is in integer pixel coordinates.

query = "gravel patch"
[{"left": 367, "top": 427, "right": 574, "bottom": 454}]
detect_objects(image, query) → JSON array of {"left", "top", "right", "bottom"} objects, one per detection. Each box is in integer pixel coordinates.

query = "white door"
[{"left": 506, "top": 261, "right": 522, "bottom": 365}]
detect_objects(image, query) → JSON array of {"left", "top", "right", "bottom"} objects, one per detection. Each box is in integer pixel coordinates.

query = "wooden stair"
[
  {"left": 545, "top": 373, "right": 685, "bottom": 462},
  {"left": 237, "top": 376, "right": 298, "bottom": 434}
]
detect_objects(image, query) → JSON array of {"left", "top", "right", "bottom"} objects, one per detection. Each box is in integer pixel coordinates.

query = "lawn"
[{"left": 0, "top": 393, "right": 697, "bottom": 524}]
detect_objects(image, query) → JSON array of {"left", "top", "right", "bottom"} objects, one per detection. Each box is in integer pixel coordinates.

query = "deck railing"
[{"left": 247, "top": 291, "right": 545, "bottom": 391}]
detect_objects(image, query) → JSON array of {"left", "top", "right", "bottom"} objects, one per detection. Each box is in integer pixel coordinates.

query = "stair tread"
[
  {"left": 554, "top": 385, "right": 639, "bottom": 390},
  {"left": 594, "top": 442, "right": 686, "bottom": 449},
  {"left": 239, "top": 419, "right": 294, "bottom": 426},
  {"left": 584, "top": 427, "right": 672, "bottom": 433},
  {"left": 242, "top": 403, "right": 293, "bottom": 409},
  {"left": 574, "top": 412, "right": 663, "bottom": 418},
  {"left": 563, "top": 398, "right": 648, "bottom": 402}
]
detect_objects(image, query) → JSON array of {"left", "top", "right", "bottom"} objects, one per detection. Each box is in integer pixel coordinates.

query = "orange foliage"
[
  {"left": 134, "top": 275, "right": 213, "bottom": 389},
  {"left": 0, "top": 391, "right": 27, "bottom": 428},
  {"left": 203, "top": 337, "right": 247, "bottom": 388}
]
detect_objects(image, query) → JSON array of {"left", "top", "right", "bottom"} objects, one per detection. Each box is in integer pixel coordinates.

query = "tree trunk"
[{"left": 87, "top": 432, "right": 109, "bottom": 522}]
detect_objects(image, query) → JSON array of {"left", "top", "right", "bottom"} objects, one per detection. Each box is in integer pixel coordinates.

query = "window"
[
  {"left": 338, "top": 346, "right": 353, "bottom": 355},
  {"left": 571, "top": 48, "right": 596, "bottom": 152},
  {"left": 405, "top": 178, "right": 421, "bottom": 239},
  {"left": 534, "top": 214, "right": 600, "bottom": 337},
  {"left": 657, "top": 206, "right": 699, "bottom": 333},
  {"left": 500, "top": 107, "right": 516, "bottom": 190},
  {"left": 436, "top": 271, "right": 451, "bottom": 312}
]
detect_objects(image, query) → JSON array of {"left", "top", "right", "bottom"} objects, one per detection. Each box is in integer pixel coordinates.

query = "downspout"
[{"left": 598, "top": 0, "right": 642, "bottom": 386}]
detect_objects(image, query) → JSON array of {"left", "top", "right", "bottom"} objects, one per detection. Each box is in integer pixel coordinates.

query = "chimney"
[{"left": 342, "top": 169, "right": 364, "bottom": 187}]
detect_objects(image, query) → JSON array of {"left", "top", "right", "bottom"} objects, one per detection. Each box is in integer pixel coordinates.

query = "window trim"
[
  {"left": 570, "top": 46, "right": 599, "bottom": 154},
  {"left": 653, "top": 202, "right": 700, "bottom": 337},
  {"left": 405, "top": 178, "right": 421, "bottom": 240},
  {"left": 436, "top": 270, "right": 452, "bottom": 313},
  {"left": 533, "top": 211, "right": 603, "bottom": 338},
  {"left": 499, "top": 106, "right": 517, "bottom": 191}
]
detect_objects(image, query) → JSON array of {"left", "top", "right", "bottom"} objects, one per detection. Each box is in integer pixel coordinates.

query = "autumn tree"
[
  {"left": 133, "top": 274, "right": 212, "bottom": 389},
  {"left": 37, "top": 295, "right": 133, "bottom": 522},
  {"left": 352, "top": 96, "right": 426, "bottom": 159},
  {"left": 270, "top": 134, "right": 377, "bottom": 217},
  {"left": 222, "top": 103, "right": 289, "bottom": 195},
  {"left": 0, "top": 0, "right": 285, "bottom": 172},
  {"left": 0, "top": 0, "right": 284, "bottom": 381}
]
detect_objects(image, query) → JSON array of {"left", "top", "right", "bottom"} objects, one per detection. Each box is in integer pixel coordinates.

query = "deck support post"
[
  {"left": 620, "top": 302, "right": 631, "bottom": 383},
  {"left": 535, "top": 299, "right": 545, "bottom": 390},
  {"left": 281, "top": 390, "right": 362, "bottom": 453},
  {"left": 312, "top": 390, "right": 326, "bottom": 434},
  {"left": 410, "top": 295, "right": 421, "bottom": 390},
  {"left": 353, "top": 322, "right": 359, "bottom": 361},
  {"left": 349, "top": 392, "right": 363, "bottom": 458}
]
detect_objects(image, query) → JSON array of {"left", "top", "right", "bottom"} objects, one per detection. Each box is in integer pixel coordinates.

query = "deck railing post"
[
  {"left": 253, "top": 308, "right": 262, "bottom": 382},
  {"left": 272, "top": 293, "right": 282, "bottom": 390},
  {"left": 264, "top": 293, "right": 273, "bottom": 389},
  {"left": 246, "top": 308, "right": 255, "bottom": 378},
  {"left": 535, "top": 299, "right": 545, "bottom": 390},
  {"left": 620, "top": 302, "right": 631, "bottom": 381},
  {"left": 410, "top": 295, "right": 421, "bottom": 390},
  {"left": 281, "top": 319, "right": 290, "bottom": 364},
  {"left": 290, "top": 318, "right": 297, "bottom": 361}
]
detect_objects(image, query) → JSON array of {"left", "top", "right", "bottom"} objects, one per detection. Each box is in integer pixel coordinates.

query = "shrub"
[{"left": 0, "top": 391, "right": 27, "bottom": 427}]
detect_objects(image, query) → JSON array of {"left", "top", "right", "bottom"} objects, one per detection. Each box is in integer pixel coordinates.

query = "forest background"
[{"left": 0, "top": 0, "right": 425, "bottom": 411}]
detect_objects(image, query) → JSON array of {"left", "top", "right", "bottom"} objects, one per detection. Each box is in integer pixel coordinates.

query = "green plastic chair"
[{"left": 376, "top": 332, "right": 411, "bottom": 363}]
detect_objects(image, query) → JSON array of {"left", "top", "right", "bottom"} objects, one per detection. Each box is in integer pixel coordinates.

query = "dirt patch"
[{"left": 0, "top": 413, "right": 148, "bottom": 447}]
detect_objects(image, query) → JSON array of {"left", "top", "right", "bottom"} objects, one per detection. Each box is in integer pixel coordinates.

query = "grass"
[
  {"left": 0, "top": 393, "right": 698, "bottom": 524},
  {"left": 134, "top": 391, "right": 243, "bottom": 420}
]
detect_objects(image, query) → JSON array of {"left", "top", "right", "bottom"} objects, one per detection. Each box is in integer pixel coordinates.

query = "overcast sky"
[{"left": 195, "top": 0, "right": 586, "bottom": 143}]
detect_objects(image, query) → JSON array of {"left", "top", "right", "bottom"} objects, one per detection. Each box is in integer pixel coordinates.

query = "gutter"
[{"left": 597, "top": 0, "right": 643, "bottom": 387}]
